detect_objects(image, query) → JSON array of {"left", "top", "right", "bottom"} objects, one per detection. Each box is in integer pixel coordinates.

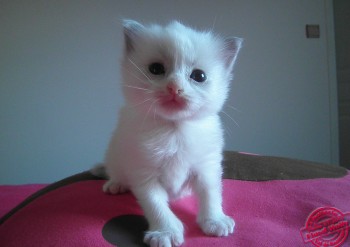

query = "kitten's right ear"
[{"left": 123, "top": 19, "right": 144, "bottom": 53}]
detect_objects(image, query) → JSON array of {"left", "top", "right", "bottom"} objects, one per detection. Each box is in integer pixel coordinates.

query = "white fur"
[{"left": 103, "top": 20, "right": 242, "bottom": 247}]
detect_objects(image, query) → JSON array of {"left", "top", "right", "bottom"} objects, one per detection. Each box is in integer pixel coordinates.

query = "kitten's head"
[{"left": 121, "top": 20, "right": 242, "bottom": 121}]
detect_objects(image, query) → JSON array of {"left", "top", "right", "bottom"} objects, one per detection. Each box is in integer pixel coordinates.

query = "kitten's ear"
[
  {"left": 123, "top": 19, "right": 145, "bottom": 53},
  {"left": 223, "top": 37, "right": 243, "bottom": 73}
]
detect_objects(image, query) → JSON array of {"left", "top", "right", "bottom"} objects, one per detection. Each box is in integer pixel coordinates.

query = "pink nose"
[{"left": 167, "top": 83, "right": 184, "bottom": 95}]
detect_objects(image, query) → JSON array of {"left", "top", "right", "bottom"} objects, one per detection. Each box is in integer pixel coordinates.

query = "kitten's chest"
[
  {"left": 140, "top": 118, "right": 223, "bottom": 197},
  {"left": 141, "top": 117, "right": 223, "bottom": 165},
  {"left": 142, "top": 125, "right": 188, "bottom": 164}
]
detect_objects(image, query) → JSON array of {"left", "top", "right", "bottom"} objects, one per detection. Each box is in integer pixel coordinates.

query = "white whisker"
[
  {"left": 140, "top": 99, "right": 159, "bottom": 131},
  {"left": 123, "top": 84, "right": 152, "bottom": 92},
  {"left": 225, "top": 104, "right": 241, "bottom": 113},
  {"left": 127, "top": 58, "right": 153, "bottom": 82},
  {"left": 223, "top": 124, "right": 233, "bottom": 138},
  {"left": 153, "top": 106, "right": 158, "bottom": 125},
  {"left": 221, "top": 110, "right": 240, "bottom": 127},
  {"left": 128, "top": 98, "right": 153, "bottom": 108},
  {"left": 211, "top": 15, "right": 217, "bottom": 31},
  {"left": 122, "top": 65, "right": 152, "bottom": 86}
]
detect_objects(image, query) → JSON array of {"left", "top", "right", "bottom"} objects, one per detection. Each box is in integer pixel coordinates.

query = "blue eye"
[
  {"left": 149, "top": 63, "right": 165, "bottom": 75},
  {"left": 190, "top": 69, "right": 206, "bottom": 83}
]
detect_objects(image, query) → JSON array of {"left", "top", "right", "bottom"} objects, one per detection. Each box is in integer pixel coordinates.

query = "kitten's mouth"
[{"left": 159, "top": 95, "right": 187, "bottom": 111}]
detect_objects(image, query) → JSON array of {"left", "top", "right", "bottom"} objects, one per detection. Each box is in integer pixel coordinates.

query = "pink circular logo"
[{"left": 300, "top": 207, "right": 350, "bottom": 247}]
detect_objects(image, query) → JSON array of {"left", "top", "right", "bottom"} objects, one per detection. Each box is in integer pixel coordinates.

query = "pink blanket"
[
  {"left": 1, "top": 175, "right": 349, "bottom": 246},
  {"left": 0, "top": 184, "right": 46, "bottom": 219}
]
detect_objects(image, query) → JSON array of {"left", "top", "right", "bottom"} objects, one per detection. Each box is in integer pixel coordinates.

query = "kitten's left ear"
[
  {"left": 123, "top": 19, "right": 145, "bottom": 53},
  {"left": 223, "top": 37, "right": 243, "bottom": 73}
]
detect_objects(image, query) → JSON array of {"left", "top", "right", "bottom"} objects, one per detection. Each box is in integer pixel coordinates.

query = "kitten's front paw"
[
  {"left": 144, "top": 230, "right": 184, "bottom": 247},
  {"left": 198, "top": 215, "right": 235, "bottom": 237},
  {"left": 102, "top": 180, "right": 128, "bottom": 194}
]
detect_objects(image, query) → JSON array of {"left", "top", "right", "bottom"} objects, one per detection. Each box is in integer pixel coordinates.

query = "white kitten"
[{"left": 102, "top": 20, "right": 242, "bottom": 247}]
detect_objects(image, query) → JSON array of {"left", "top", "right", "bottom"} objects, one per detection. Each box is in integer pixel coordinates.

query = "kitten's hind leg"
[
  {"left": 103, "top": 180, "right": 128, "bottom": 194},
  {"left": 90, "top": 163, "right": 108, "bottom": 178}
]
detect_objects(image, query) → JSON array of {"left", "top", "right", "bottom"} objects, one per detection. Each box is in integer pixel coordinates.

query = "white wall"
[{"left": 0, "top": 0, "right": 338, "bottom": 184}]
